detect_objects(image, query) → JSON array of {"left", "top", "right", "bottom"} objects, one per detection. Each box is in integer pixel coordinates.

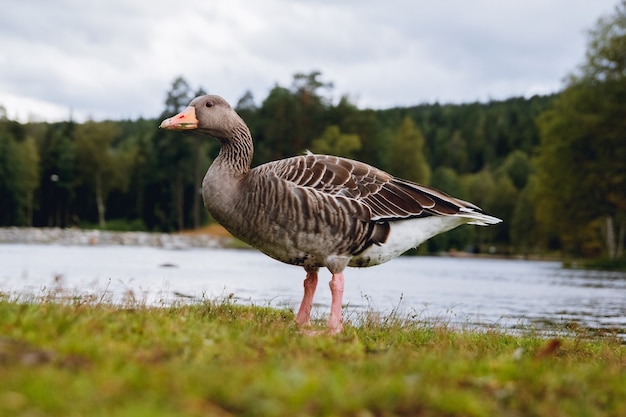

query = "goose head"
[{"left": 159, "top": 95, "right": 244, "bottom": 140}]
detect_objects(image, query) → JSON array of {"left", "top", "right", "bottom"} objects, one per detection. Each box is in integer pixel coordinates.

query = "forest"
[{"left": 1, "top": 2, "right": 625, "bottom": 262}]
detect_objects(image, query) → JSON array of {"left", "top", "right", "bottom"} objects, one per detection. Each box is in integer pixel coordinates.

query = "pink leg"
[
  {"left": 327, "top": 272, "right": 344, "bottom": 333},
  {"left": 295, "top": 270, "right": 318, "bottom": 326}
]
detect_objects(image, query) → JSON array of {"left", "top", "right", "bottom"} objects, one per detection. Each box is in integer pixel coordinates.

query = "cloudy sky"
[{"left": 0, "top": 0, "right": 618, "bottom": 122}]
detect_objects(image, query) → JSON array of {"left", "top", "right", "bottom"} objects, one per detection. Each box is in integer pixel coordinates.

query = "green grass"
[
  {"left": 578, "top": 257, "right": 626, "bottom": 272},
  {"left": 0, "top": 293, "right": 624, "bottom": 417}
]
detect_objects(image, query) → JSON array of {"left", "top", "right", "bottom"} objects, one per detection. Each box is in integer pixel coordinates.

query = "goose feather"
[{"left": 160, "top": 94, "right": 502, "bottom": 333}]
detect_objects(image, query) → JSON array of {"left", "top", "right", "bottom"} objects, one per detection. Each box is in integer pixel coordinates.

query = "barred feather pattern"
[
  {"left": 192, "top": 95, "right": 501, "bottom": 272},
  {"left": 164, "top": 94, "right": 503, "bottom": 333}
]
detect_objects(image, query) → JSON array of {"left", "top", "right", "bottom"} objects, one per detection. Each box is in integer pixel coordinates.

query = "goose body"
[{"left": 161, "top": 95, "right": 502, "bottom": 333}]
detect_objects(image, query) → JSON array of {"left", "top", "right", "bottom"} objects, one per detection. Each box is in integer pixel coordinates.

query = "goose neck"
[{"left": 214, "top": 126, "right": 253, "bottom": 176}]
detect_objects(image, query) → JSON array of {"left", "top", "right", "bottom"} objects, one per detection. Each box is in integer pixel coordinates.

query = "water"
[{"left": 1, "top": 243, "right": 625, "bottom": 337}]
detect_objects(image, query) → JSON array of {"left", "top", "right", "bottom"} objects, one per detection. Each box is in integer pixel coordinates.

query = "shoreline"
[
  {"left": 0, "top": 227, "right": 557, "bottom": 261},
  {"left": 0, "top": 226, "right": 231, "bottom": 250}
]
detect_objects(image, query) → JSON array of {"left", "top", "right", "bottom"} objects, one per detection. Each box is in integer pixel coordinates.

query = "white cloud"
[
  {"left": 0, "top": 0, "right": 618, "bottom": 122},
  {"left": 1, "top": 92, "right": 73, "bottom": 122}
]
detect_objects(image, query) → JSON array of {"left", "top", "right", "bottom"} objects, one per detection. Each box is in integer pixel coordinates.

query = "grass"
[
  {"left": 560, "top": 255, "right": 626, "bottom": 272},
  {"left": 0, "top": 292, "right": 625, "bottom": 417}
]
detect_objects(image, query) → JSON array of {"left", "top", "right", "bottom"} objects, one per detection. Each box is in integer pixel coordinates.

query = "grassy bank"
[
  {"left": 0, "top": 294, "right": 624, "bottom": 417},
  {"left": 565, "top": 257, "right": 626, "bottom": 272}
]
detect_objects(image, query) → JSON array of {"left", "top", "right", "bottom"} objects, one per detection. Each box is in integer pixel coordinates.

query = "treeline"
[
  {"left": 0, "top": 73, "right": 550, "bottom": 255},
  {"left": 1, "top": 2, "right": 625, "bottom": 259}
]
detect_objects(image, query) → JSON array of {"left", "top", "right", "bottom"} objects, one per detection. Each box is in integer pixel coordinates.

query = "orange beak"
[{"left": 159, "top": 106, "right": 198, "bottom": 130}]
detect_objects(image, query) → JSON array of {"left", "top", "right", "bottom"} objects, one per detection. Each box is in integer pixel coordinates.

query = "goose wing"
[{"left": 259, "top": 153, "right": 488, "bottom": 222}]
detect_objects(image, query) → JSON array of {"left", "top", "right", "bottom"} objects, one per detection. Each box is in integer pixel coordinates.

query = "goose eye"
[{"left": 205, "top": 101, "right": 213, "bottom": 108}]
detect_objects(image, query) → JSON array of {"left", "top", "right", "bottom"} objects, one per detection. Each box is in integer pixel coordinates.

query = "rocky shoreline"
[{"left": 0, "top": 227, "right": 229, "bottom": 250}]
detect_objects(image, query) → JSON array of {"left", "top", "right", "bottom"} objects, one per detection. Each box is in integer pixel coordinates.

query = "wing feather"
[{"left": 256, "top": 153, "right": 491, "bottom": 222}]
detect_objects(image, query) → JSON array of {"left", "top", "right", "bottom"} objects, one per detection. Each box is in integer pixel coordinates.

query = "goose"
[{"left": 160, "top": 95, "right": 502, "bottom": 334}]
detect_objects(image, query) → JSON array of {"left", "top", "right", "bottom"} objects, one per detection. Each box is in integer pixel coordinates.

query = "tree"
[
  {"left": 235, "top": 90, "right": 258, "bottom": 136},
  {"left": 255, "top": 72, "right": 331, "bottom": 162},
  {"left": 428, "top": 167, "right": 474, "bottom": 252},
  {"left": 0, "top": 126, "right": 22, "bottom": 225},
  {"left": 36, "top": 123, "right": 76, "bottom": 228},
  {"left": 329, "top": 97, "right": 390, "bottom": 167},
  {"left": 115, "top": 120, "right": 155, "bottom": 224},
  {"left": 534, "top": 1, "right": 626, "bottom": 258},
  {"left": 430, "top": 166, "right": 462, "bottom": 198},
  {"left": 151, "top": 77, "right": 199, "bottom": 231},
  {"left": 257, "top": 85, "right": 299, "bottom": 162},
  {"left": 162, "top": 76, "right": 194, "bottom": 117},
  {"left": 0, "top": 117, "right": 41, "bottom": 226},
  {"left": 498, "top": 150, "right": 532, "bottom": 190},
  {"left": 310, "top": 125, "right": 361, "bottom": 158},
  {"left": 444, "top": 130, "right": 470, "bottom": 173},
  {"left": 75, "top": 121, "right": 130, "bottom": 227},
  {"left": 291, "top": 71, "right": 334, "bottom": 104},
  {"left": 485, "top": 175, "right": 518, "bottom": 246},
  {"left": 461, "top": 170, "right": 496, "bottom": 248},
  {"left": 579, "top": 0, "right": 626, "bottom": 83},
  {"left": 510, "top": 186, "right": 536, "bottom": 255},
  {"left": 290, "top": 71, "right": 333, "bottom": 154},
  {"left": 387, "top": 116, "right": 430, "bottom": 184},
  {"left": 15, "top": 136, "right": 40, "bottom": 225}
]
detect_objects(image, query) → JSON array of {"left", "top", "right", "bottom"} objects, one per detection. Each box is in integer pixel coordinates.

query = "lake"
[{"left": 1, "top": 243, "right": 625, "bottom": 337}]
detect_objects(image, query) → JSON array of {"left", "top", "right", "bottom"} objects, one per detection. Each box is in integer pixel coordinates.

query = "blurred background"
[{"left": 0, "top": 0, "right": 624, "bottom": 264}]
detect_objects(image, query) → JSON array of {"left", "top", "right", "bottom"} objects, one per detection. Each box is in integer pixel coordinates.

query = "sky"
[{"left": 0, "top": 0, "right": 619, "bottom": 123}]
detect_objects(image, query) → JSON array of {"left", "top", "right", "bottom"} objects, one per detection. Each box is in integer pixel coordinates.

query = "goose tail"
[{"left": 459, "top": 208, "right": 503, "bottom": 226}]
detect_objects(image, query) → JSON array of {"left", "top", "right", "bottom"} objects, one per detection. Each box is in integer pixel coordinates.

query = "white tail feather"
[{"left": 459, "top": 208, "right": 503, "bottom": 226}]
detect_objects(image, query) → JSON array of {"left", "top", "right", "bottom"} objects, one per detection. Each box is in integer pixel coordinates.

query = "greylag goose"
[{"left": 160, "top": 95, "right": 502, "bottom": 333}]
